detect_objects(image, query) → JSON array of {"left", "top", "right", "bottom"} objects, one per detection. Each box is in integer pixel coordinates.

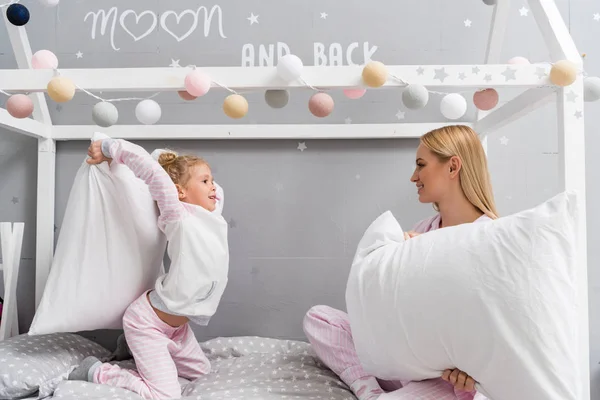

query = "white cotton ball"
[
  {"left": 277, "top": 54, "right": 303, "bottom": 82},
  {"left": 482, "top": 0, "right": 496, "bottom": 5},
  {"left": 39, "top": 0, "right": 60, "bottom": 6},
  {"left": 92, "top": 102, "right": 119, "bottom": 127},
  {"left": 135, "top": 99, "right": 162, "bottom": 125},
  {"left": 402, "top": 84, "right": 429, "bottom": 110},
  {"left": 584, "top": 76, "right": 600, "bottom": 102},
  {"left": 440, "top": 93, "right": 467, "bottom": 120}
]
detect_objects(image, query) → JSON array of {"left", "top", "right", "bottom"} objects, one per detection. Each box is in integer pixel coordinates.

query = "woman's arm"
[{"left": 89, "top": 139, "right": 185, "bottom": 229}]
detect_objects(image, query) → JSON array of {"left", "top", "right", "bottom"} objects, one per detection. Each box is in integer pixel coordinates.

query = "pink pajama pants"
[
  {"left": 93, "top": 291, "right": 210, "bottom": 399},
  {"left": 303, "top": 305, "right": 478, "bottom": 400}
]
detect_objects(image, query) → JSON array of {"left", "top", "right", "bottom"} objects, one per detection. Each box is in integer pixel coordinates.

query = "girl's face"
[
  {"left": 178, "top": 163, "right": 218, "bottom": 211},
  {"left": 410, "top": 144, "right": 456, "bottom": 204}
]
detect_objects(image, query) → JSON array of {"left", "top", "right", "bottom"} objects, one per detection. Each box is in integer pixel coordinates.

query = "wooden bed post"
[{"left": 35, "top": 139, "right": 55, "bottom": 309}]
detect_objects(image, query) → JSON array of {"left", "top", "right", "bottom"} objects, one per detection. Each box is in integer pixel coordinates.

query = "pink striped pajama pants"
[
  {"left": 303, "top": 305, "right": 478, "bottom": 400},
  {"left": 93, "top": 291, "right": 210, "bottom": 399}
]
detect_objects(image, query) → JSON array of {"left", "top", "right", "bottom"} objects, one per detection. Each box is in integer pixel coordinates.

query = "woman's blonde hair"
[
  {"left": 157, "top": 151, "right": 208, "bottom": 187},
  {"left": 420, "top": 125, "right": 498, "bottom": 219}
]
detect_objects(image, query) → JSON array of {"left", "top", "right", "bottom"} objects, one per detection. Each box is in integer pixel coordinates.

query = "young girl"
[
  {"left": 69, "top": 138, "right": 229, "bottom": 400},
  {"left": 303, "top": 125, "right": 497, "bottom": 400}
]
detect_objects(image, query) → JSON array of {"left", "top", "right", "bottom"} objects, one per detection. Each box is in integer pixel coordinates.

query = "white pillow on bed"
[
  {"left": 346, "top": 191, "right": 580, "bottom": 400},
  {"left": 29, "top": 133, "right": 167, "bottom": 335}
]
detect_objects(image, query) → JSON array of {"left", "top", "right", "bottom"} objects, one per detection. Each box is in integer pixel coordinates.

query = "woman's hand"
[
  {"left": 403, "top": 231, "right": 420, "bottom": 240},
  {"left": 442, "top": 368, "right": 476, "bottom": 392},
  {"left": 87, "top": 140, "right": 111, "bottom": 165}
]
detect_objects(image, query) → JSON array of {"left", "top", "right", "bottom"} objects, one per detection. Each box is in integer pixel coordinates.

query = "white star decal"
[
  {"left": 594, "top": 13, "right": 600, "bottom": 21},
  {"left": 297, "top": 142, "right": 307, "bottom": 151},
  {"left": 320, "top": 12, "right": 328, "bottom": 19},
  {"left": 247, "top": 13, "right": 259, "bottom": 25},
  {"left": 396, "top": 110, "right": 406, "bottom": 120},
  {"left": 344, "top": 117, "right": 352, "bottom": 124},
  {"left": 519, "top": 7, "right": 529, "bottom": 16},
  {"left": 169, "top": 59, "right": 180, "bottom": 68},
  {"left": 500, "top": 136, "right": 509, "bottom": 145},
  {"left": 464, "top": 19, "right": 472, "bottom": 27},
  {"left": 75, "top": 51, "right": 83, "bottom": 59}
]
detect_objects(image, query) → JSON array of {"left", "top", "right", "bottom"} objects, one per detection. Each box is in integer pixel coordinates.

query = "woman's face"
[{"left": 410, "top": 143, "right": 456, "bottom": 204}]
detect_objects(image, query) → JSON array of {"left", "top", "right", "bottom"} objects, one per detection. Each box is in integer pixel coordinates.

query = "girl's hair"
[
  {"left": 157, "top": 151, "right": 208, "bottom": 187},
  {"left": 420, "top": 125, "right": 499, "bottom": 219}
]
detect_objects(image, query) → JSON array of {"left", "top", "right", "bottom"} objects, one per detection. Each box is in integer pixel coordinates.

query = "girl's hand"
[
  {"left": 87, "top": 140, "right": 111, "bottom": 165},
  {"left": 442, "top": 368, "right": 476, "bottom": 392},
  {"left": 403, "top": 231, "right": 420, "bottom": 240}
]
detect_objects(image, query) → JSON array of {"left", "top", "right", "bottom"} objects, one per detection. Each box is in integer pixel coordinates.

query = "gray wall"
[{"left": 1, "top": 0, "right": 599, "bottom": 395}]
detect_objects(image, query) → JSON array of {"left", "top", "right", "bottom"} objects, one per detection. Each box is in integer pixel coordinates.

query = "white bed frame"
[{"left": 0, "top": 0, "right": 590, "bottom": 397}]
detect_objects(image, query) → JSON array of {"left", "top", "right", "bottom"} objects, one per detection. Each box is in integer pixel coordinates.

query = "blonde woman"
[{"left": 303, "top": 125, "right": 498, "bottom": 400}]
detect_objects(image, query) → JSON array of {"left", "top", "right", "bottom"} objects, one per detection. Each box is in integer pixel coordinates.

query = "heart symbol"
[
  {"left": 160, "top": 10, "right": 198, "bottom": 42},
  {"left": 119, "top": 10, "right": 157, "bottom": 42}
]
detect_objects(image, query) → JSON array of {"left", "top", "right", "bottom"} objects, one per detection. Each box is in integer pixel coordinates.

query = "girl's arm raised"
[{"left": 91, "top": 139, "right": 185, "bottom": 229}]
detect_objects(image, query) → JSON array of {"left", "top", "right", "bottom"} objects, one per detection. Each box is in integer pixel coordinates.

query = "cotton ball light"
[
  {"left": 47, "top": 77, "right": 75, "bottom": 102},
  {"left": 440, "top": 93, "right": 467, "bottom": 120},
  {"left": 362, "top": 61, "right": 387, "bottom": 88},
  {"left": 32, "top": 50, "right": 58, "bottom": 69},
  {"left": 584, "top": 76, "right": 600, "bottom": 102},
  {"left": 6, "top": 94, "right": 34, "bottom": 119},
  {"left": 402, "top": 84, "right": 429, "bottom": 110},
  {"left": 184, "top": 70, "right": 211, "bottom": 97},
  {"left": 549, "top": 60, "right": 578, "bottom": 86},
  {"left": 473, "top": 88, "right": 499, "bottom": 111},
  {"left": 177, "top": 91, "right": 197, "bottom": 101},
  {"left": 343, "top": 88, "right": 366, "bottom": 99},
  {"left": 6, "top": 4, "right": 30, "bottom": 26},
  {"left": 308, "top": 92, "right": 334, "bottom": 118},
  {"left": 277, "top": 54, "right": 303, "bottom": 82},
  {"left": 223, "top": 94, "right": 248, "bottom": 119},
  {"left": 482, "top": 0, "right": 496, "bottom": 4},
  {"left": 508, "top": 56, "right": 530, "bottom": 65},
  {"left": 135, "top": 99, "right": 162, "bottom": 125},
  {"left": 264, "top": 90, "right": 289, "bottom": 109},
  {"left": 92, "top": 102, "right": 119, "bottom": 127},
  {"left": 39, "top": 0, "right": 60, "bottom": 6}
]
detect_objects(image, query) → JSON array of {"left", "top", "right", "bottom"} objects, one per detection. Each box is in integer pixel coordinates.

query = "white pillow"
[
  {"left": 345, "top": 191, "right": 580, "bottom": 400},
  {"left": 29, "top": 133, "right": 167, "bottom": 334}
]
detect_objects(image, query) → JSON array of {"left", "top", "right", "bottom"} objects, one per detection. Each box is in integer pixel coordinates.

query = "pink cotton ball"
[
  {"left": 473, "top": 88, "right": 499, "bottom": 111},
  {"left": 184, "top": 70, "right": 211, "bottom": 97},
  {"left": 7, "top": 94, "right": 34, "bottom": 118},
  {"left": 308, "top": 92, "right": 334, "bottom": 118},
  {"left": 508, "top": 56, "right": 530, "bottom": 65},
  {"left": 343, "top": 88, "right": 366, "bottom": 99},
  {"left": 32, "top": 50, "right": 58, "bottom": 69}
]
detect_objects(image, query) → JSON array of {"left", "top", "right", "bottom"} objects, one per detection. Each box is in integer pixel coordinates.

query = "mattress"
[{"left": 44, "top": 336, "right": 356, "bottom": 399}]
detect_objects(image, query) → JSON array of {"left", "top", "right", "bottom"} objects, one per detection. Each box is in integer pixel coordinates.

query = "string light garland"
[{"left": 1, "top": 49, "right": 600, "bottom": 127}]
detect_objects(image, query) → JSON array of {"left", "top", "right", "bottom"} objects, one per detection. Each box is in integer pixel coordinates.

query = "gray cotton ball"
[
  {"left": 584, "top": 76, "right": 600, "bottom": 102},
  {"left": 92, "top": 101, "right": 119, "bottom": 127},
  {"left": 265, "top": 90, "right": 290, "bottom": 108},
  {"left": 482, "top": 0, "right": 496, "bottom": 5},
  {"left": 402, "top": 84, "right": 429, "bottom": 110}
]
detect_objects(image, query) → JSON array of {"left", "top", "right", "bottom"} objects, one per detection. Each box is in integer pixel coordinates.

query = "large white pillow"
[
  {"left": 346, "top": 191, "right": 580, "bottom": 400},
  {"left": 29, "top": 133, "right": 167, "bottom": 335}
]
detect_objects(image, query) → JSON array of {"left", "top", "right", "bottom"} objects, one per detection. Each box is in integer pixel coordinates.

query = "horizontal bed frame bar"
[
  {"left": 0, "top": 65, "right": 553, "bottom": 92},
  {"left": 51, "top": 123, "right": 467, "bottom": 140}
]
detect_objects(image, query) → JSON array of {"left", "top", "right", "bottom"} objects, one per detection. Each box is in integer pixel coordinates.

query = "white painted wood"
[
  {"left": 0, "top": 64, "right": 551, "bottom": 93},
  {"left": 0, "top": 108, "right": 51, "bottom": 139},
  {"left": 484, "top": 0, "right": 511, "bottom": 64},
  {"left": 0, "top": 223, "right": 24, "bottom": 341},
  {"left": 474, "top": 87, "right": 556, "bottom": 135},
  {"left": 528, "top": 0, "right": 582, "bottom": 64},
  {"left": 35, "top": 139, "right": 56, "bottom": 309},
  {"left": 556, "top": 79, "right": 589, "bottom": 400},
  {"left": 2, "top": 14, "right": 52, "bottom": 125},
  {"left": 50, "top": 123, "right": 463, "bottom": 141}
]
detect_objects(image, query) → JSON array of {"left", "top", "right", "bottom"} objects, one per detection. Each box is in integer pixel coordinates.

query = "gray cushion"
[{"left": 0, "top": 333, "right": 110, "bottom": 400}]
